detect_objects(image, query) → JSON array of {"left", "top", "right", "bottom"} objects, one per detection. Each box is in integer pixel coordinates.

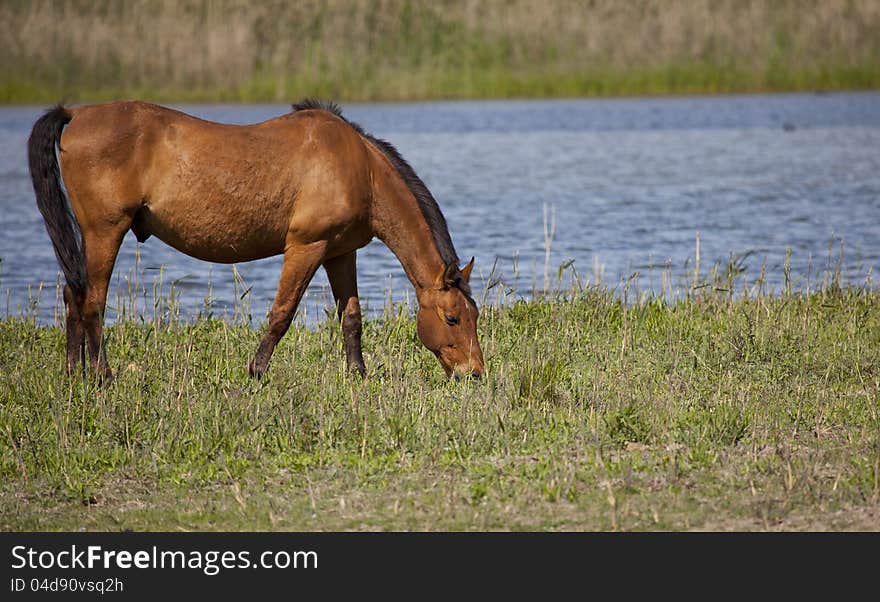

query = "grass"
[
  {"left": 2, "top": 0, "right": 879, "bottom": 103},
  {"left": 4, "top": 63, "right": 878, "bottom": 105},
  {"left": 1, "top": 263, "right": 879, "bottom": 531}
]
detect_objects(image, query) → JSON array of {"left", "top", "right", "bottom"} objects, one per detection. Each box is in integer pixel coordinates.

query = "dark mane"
[{"left": 291, "top": 98, "right": 460, "bottom": 269}]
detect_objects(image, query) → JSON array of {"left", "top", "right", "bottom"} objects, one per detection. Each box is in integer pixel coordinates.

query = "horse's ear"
[
  {"left": 434, "top": 263, "right": 459, "bottom": 289},
  {"left": 460, "top": 257, "right": 475, "bottom": 283},
  {"left": 443, "top": 263, "right": 460, "bottom": 288},
  {"left": 434, "top": 265, "right": 444, "bottom": 288}
]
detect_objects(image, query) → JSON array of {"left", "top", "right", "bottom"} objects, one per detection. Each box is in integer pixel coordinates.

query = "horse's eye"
[{"left": 445, "top": 314, "right": 459, "bottom": 326}]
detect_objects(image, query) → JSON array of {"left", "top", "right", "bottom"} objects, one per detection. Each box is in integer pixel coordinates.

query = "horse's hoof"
[
  {"left": 350, "top": 363, "right": 367, "bottom": 379},
  {"left": 247, "top": 361, "right": 264, "bottom": 380},
  {"left": 97, "top": 367, "right": 114, "bottom": 386}
]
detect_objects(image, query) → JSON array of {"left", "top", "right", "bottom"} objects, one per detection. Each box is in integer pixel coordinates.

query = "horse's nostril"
[{"left": 451, "top": 368, "right": 482, "bottom": 380}]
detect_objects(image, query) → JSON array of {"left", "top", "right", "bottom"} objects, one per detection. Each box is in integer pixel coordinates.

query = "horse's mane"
[{"left": 291, "top": 99, "right": 460, "bottom": 270}]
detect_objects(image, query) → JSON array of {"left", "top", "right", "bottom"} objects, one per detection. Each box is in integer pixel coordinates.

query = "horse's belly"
[{"left": 136, "top": 201, "right": 288, "bottom": 263}]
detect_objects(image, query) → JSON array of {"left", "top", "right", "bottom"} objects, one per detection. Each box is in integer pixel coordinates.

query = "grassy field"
[
  {"left": 1, "top": 0, "right": 879, "bottom": 103},
  {"left": 1, "top": 272, "right": 879, "bottom": 531}
]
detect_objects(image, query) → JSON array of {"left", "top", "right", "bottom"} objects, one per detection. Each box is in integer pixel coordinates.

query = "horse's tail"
[{"left": 28, "top": 105, "right": 86, "bottom": 295}]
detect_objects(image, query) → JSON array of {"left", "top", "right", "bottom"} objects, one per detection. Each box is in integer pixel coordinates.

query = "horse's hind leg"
[
  {"left": 63, "top": 284, "right": 85, "bottom": 374},
  {"left": 248, "top": 241, "right": 327, "bottom": 379},
  {"left": 323, "top": 252, "right": 366, "bottom": 377},
  {"left": 80, "top": 224, "right": 128, "bottom": 381}
]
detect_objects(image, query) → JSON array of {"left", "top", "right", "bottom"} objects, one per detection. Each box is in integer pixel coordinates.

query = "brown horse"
[{"left": 28, "top": 99, "right": 484, "bottom": 381}]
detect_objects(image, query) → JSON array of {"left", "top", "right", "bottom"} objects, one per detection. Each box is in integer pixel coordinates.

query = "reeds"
[{"left": 2, "top": 0, "right": 879, "bottom": 103}]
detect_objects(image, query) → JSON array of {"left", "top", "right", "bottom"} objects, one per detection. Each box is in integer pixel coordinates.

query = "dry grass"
[{"left": 1, "top": 0, "right": 879, "bottom": 102}]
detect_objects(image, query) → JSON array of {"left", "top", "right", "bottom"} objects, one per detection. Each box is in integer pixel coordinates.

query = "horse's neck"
[{"left": 369, "top": 159, "right": 445, "bottom": 292}]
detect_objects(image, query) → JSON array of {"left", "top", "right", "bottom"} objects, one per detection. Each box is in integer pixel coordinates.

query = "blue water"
[{"left": 1, "top": 92, "right": 879, "bottom": 324}]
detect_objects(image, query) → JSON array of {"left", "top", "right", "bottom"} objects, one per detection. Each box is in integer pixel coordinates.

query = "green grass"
[
  {"left": 1, "top": 278, "right": 878, "bottom": 531},
  {"left": 3, "top": 62, "right": 879, "bottom": 104}
]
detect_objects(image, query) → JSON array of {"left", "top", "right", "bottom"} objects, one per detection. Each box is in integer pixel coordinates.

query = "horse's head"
[{"left": 416, "top": 257, "right": 484, "bottom": 379}]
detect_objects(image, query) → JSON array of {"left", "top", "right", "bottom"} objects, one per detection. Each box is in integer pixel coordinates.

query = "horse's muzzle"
[{"left": 452, "top": 368, "right": 482, "bottom": 381}]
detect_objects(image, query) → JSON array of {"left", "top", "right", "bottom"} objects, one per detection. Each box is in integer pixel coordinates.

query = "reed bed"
[{"left": 2, "top": 0, "right": 879, "bottom": 103}]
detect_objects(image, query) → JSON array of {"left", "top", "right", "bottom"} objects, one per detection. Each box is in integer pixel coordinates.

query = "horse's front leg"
[
  {"left": 248, "top": 241, "right": 327, "bottom": 379},
  {"left": 324, "top": 251, "right": 366, "bottom": 377}
]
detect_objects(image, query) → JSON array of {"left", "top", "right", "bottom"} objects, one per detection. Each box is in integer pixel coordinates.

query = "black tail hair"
[{"left": 27, "top": 105, "right": 85, "bottom": 295}]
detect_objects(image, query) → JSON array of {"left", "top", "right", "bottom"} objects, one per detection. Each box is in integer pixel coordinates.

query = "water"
[{"left": 2, "top": 92, "right": 879, "bottom": 325}]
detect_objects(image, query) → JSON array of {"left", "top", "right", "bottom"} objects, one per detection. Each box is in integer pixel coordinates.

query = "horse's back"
[{"left": 57, "top": 101, "right": 374, "bottom": 263}]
